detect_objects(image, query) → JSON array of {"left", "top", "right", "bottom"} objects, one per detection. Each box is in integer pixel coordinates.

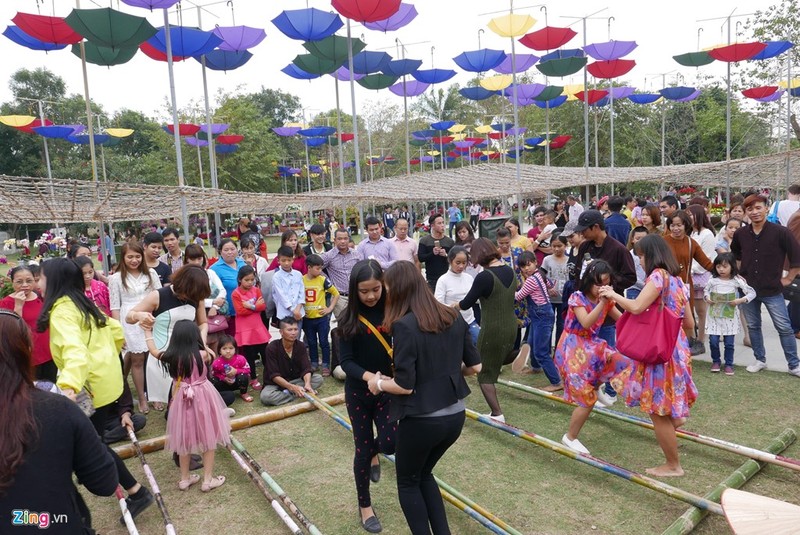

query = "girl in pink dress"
[
  {"left": 75, "top": 256, "right": 111, "bottom": 315},
  {"left": 161, "top": 319, "right": 230, "bottom": 492},
  {"left": 231, "top": 265, "right": 271, "bottom": 392}
]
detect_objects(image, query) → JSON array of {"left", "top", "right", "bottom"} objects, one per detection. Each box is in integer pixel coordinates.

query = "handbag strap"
[{"left": 358, "top": 315, "right": 394, "bottom": 358}]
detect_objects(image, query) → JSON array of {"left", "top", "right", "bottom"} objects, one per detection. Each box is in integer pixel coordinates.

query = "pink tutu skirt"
[{"left": 165, "top": 374, "right": 231, "bottom": 455}]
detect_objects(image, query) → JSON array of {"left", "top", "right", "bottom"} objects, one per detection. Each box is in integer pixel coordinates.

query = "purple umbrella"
[
  {"left": 675, "top": 90, "right": 701, "bottom": 102},
  {"left": 421, "top": 156, "right": 434, "bottom": 163},
  {"left": 200, "top": 50, "right": 253, "bottom": 71},
  {"left": 185, "top": 137, "right": 209, "bottom": 147},
  {"left": 751, "top": 41, "right": 793, "bottom": 60},
  {"left": 493, "top": 53, "right": 538, "bottom": 74},
  {"left": 609, "top": 86, "right": 635, "bottom": 99},
  {"left": 212, "top": 26, "right": 266, "bottom": 52},
  {"left": 503, "top": 83, "right": 546, "bottom": 100},
  {"left": 453, "top": 49, "right": 507, "bottom": 72},
  {"left": 272, "top": 8, "right": 343, "bottom": 41},
  {"left": 330, "top": 66, "right": 365, "bottom": 81},
  {"left": 583, "top": 40, "right": 637, "bottom": 61},
  {"left": 273, "top": 126, "right": 302, "bottom": 136},
  {"left": 412, "top": 69, "right": 456, "bottom": 84},
  {"left": 3, "top": 25, "right": 67, "bottom": 51},
  {"left": 389, "top": 80, "right": 430, "bottom": 96},
  {"left": 282, "top": 64, "right": 322, "bottom": 80},
  {"left": 351, "top": 51, "right": 391, "bottom": 74},
  {"left": 628, "top": 93, "right": 661, "bottom": 104},
  {"left": 120, "top": 0, "right": 180, "bottom": 9},
  {"left": 506, "top": 127, "right": 527, "bottom": 136},
  {"left": 363, "top": 3, "right": 418, "bottom": 32},
  {"left": 454, "top": 140, "right": 476, "bottom": 149},
  {"left": 384, "top": 58, "right": 422, "bottom": 77},
  {"left": 200, "top": 123, "right": 230, "bottom": 135},
  {"left": 754, "top": 90, "right": 785, "bottom": 102}
]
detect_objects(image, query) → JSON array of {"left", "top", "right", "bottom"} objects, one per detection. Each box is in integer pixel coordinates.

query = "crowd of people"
[{"left": 2, "top": 186, "right": 800, "bottom": 534}]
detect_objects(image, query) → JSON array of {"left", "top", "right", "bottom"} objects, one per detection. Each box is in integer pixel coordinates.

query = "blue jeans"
[
  {"left": 741, "top": 295, "right": 799, "bottom": 369},
  {"left": 788, "top": 300, "right": 800, "bottom": 333},
  {"left": 468, "top": 320, "right": 480, "bottom": 347},
  {"left": 302, "top": 315, "right": 331, "bottom": 368},
  {"left": 528, "top": 303, "right": 560, "bottom": 385},
  {"left": 709, "top": 334, "right": 735, "bottom": 366},
  {"left": 598, "top": 324, "right": 617, "bottom": 396},
  {"left": 552, "top": 302, "right": 565, "bottom": 346}
]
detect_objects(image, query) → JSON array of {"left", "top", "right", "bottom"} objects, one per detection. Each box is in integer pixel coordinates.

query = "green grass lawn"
[{"left": 81, "top": 360, "right": 800, "bottom": 535}]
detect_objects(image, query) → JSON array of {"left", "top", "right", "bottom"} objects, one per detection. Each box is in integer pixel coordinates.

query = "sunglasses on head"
[{"left": 0, "top": 309, "right": 23, "bottom": 321}]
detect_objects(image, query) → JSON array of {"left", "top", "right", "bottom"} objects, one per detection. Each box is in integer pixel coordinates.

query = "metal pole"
[
  {"left": 725, "top": 16, "right": 731, "bottom": 206},
  {"left": 197, "top": 7, "right": 222, "bottom": 240},
  {"left": 35, "top": 100, "right": 59, "bottom": 232},
  {"left": 786, "top": 52, "right": 792, "bottom": 190},
  {"left": 334, "top": 77, "right": 346, "bottom": 188},
  {"left": 346, "top": 21, "right": 365, "bottom": 236},
  {"left": 583, "top": 17, "right": 590, "bottom": 187},
  {"left": 508, "top": 1, "right": 523, "bottom": 223}
]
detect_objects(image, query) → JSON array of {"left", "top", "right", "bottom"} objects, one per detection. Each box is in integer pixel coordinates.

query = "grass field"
[{"left": 81, "top": 359, "right": 800, "bottom": 535}]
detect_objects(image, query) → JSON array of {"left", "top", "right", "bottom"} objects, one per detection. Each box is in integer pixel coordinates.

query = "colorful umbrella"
[
  {"left": 185, "top": 137, "right": 209, "bottom": 147},
  {"left": 331, "top": 0, "right": 402, "bottom": 23},
  {"left": 742, "top": 86, "right": 778, "bottom": 99},
  {"left": 271, "top": 8, "right": 343, "bottom": 41},
  {"left": 0, "top": 115, "right": 36, "bottom": 127},
  {"left": 673, "top": 51, "right": 715, "bottom": 67},
  {"left": 389, "top": 80, "right": 429, "bottom": 96},
  {"left": 216, "top": 134, "right": 244, "bottom": 145},
  {"left": 148, "top": 26, "right": 222, "bottom": 57},
  {"left": 299, "top": 126, "right": 336, "bottom": 137},
  {"left": 65, "top": 8, "right": 157, "bottom": 49},
  {"left": 533, "top": 95, "right": 567, "bottom": 108},
  {"left": 487, "top": 14, "right": 536, "bottom": 38},
  {"left": 503, "top": 83, "right": 546, "bottom": 100},
  {"left": 412, "top": 129, "right": 436, "bottom": 139},
  {"left": 363, "top": 3, "right": 417, "bottom": 32},
  {"left": 32, "top": 125, "right": 78, "bottom": 139},
  {"left": 212, "top": 26, "right": 266, "bottom": 52},
  {"left": 574, "top": 90, "right": 609, "bottom": 104},
  {"left": 519, "top": 26, "right": 576, "bottom": 51},
  {"left": 68, "top": 133, "right": 110, "bottom": 144},
  {"left": 351, "top": 51, "right": 391, "bottom": 74},
  {"left": 105, "top": 128, "right": 134, "bottom": 137},
  {"left": 120, "top": 0, "right": 180, "bottom": 9},
  {"left": 549, "top": 135, "right": 571, "bottom": 149},
  {"left": 412, "top": 69, "right": 456, "bottom": 84},
  {"left": 750, "top": 41, "right": 794, "bottom": 60},
  {"left": 16, "top": 119, "right": 53, "bottom": 133},
  {"left": 330, "top": 66, "right": 364, "bottom": 81},
  {"left": 659, "top": 86, "right": 697, "bottom": 100},
  {"left": 199, "top": 124, "right": 229, "bottom": 135},
  {"left": 281, "top": 64, "right": 321, "bottom": 80},
  {"left": 609, "top": 86, "right": 635, "bottom": 99},
  {"left": 72, "top": 42, "right": 138, "bottom": 66},
  {"left": 533, "top": 85, "right": 563, "bottom": 101},
  {"left": 628, "top": 93, "right": 661, "bottom": 104},
  {"left": 753, "top": 90, "right": 784, "bottom": 102},
  {"left": 303, "top": 137, "right": 328, "bottom": 147},
  {"left": 200, "top": 50, "right": 252, "bottom": 71},
  {"left": 304, "top": 34, "right": 365, "bottom": 63},
  {"left": 583, "top": 40, "right": 637, "bottom": 61},
  {"left": 459, "top": 86, "right": 497, "bottom": 100},
  {"left": 215, "top": 144, "right": 239, "bottom": 154},
  {"left": 293, "top": 54, "right": 344, "bottom": 75},
  {"left": 383, "top": 58, "right": 423, "bottom": 76},
  {"left": 163, "top": 124, "right": 201, "bottom": 136},
  {"left": 536, "top": 56, "right": 587, "bottom": 77},
  {"left": 408, "top": 139, "right": 428, "bottom": 147},
  {"left": 357, "top": 74, "right": 399, "bottom": 90},
  {"left": 707, "top": 42, "right": 768, "bottom": 62},
  {"left": 3, "top": 25, "right": 68, "bottom": 51},
  {"left": 139, "top": 41, "right": 186, "bottom": 62},
  {"left": 431, "top": 121, "right": 456, "bottom": 131},
  {"left": 273, "top": 127, "right": 301, "bottom": 136},
  {"left": 675, "top": 90, "right": 701, "bottom": 102},
  {"left": 541, "top": 48, "right": 584, "bottom": 61},
  {"left": 453, "top": 49, "right": 507, "bottom": 72},
  {"left": 493, "top": 53, "right": 538, "bottom": 74},
  {"left": 587, "top": 59, "right": 636, "bottom": 79},
  {"left": 479, "top": 74, "right": 512, "bottom": 91},
  {"left": 12, "top": 13, "right": 82, "bottom": 45}
]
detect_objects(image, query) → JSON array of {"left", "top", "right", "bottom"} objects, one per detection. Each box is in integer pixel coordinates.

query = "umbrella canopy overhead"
[
  {"left": 185, "top": 137, "right": 208, "bottom": 147},
  {"left": 384, "top": 58, "right": 423, "bottom": 76},
  {"left": 272, "top": 8, "right": 343, "bottom": 41},
  {"left": 293, "top": 53, "right": 344, "bottom": 75},
  {"left": 587, "top": 59, "right": 636, "bottom": 79},
  {"left": 583, "top": 40, "right": 637, "bottom": 61},
  {"left": 139, "top": 41, "right": 186, "bottom": 61},
  {"left": 493, "top": 53, "right": 538, "bottom": 74},
  {"left": 163, "top": 123, "right": 201, "bottom": 136},
  {"left": 487, "top": 13, "right": 536, "bottom": 38},
  {"left": 351, "top": 50, "right": 391, "bottom": 74},
  {"left": 201, "top": 50, "right": 253, "bottom": 71},
  {"left": 609, "top": 86, "right": 635, "bottom": 99},
  {"left": 120, "top": 0, "right": 180, "bottom": 8},
  {"left": 200, "top": 123, "right": 229, "bottom": 135},
  {"left": 750, "top": 40, "right": 794, "bottom": 60},
  {"left": 412, "top": 68, "right": 456, "bottom": 84},
  {"left": 281, "top": 64, "right": 321, "bottom": 80},
  {"left": 105, "top": 128, "right": 134, "bottom": 137},
  {"left": 304, "top": 34, "right": 365, "bottom": 63},
  {"left": 3, "top": 25, "right": 68, "bottom": 51},
  {"left": 673, "top": 51, "right": 715, "bottom": 67},
  {"left": 753, "top": 90, "right": 784, "bottom": 102},
  {"left": 331, "top": 0, "right": 402, "bottom": 23},
  {"left": 519, "top": 26, "right": 576, "bottom": 51},
  {"left": 659, "top": 86, "right": 697, "bottom": 100},
  {"left": 68, "top": 133, "right": 110, "bottom": 144},
  {"left": 32, "top": 125, "right": 79, "bottom": 139},
  {"left": 389, "top": 80, "right": 429, "bottom": 96},
  {"left": 453, "top": 49, "right": 507, "bottom": 72},
  {"left": 536, "top": 56, "right": 587, "bottom": 77},
  {"left": 675, "top": 89, "right": 701, "bottom": 102},
  {"left": 330, "top": 66, "right": 364, "bottom": 81},
  {"left": 16, "top": 118, "right": 54, "bottom": 133},
  {"left": 533, "top": 85, "right": 563, "bottom": 101},
  {"left": 0, "top": 115, "right": 36, "bottom": 127},
  {"left": 65, "top": 8, "right": 157, "bottom": 49},
  {"left": 303, "top": 137, "right": 327, "bottom": 147},
  {"left": 216, "top": 134, "right": 244, "bottom": 145},
  {"left": 479, "top": 74, "right": 512, "bottom": 91},
  {"left": 212, "top": 26, "right": 266, "bottom": 52},
  {"left": 707, "top": 42, "right": 768, "bottom": 62},
  {"left": 363, "top": 3, "right": 417, "bottom": 32},
  {"left": 431, "top": 120, "right": 456, "bottom": 131},
  {"left": 742, "top": 86, "right": 779, "bottom": 99},
  {"left": 541, "top": 48, "right": 584, "bottom": 61},
  {"left": 149, "top": 26, "right": 222, "bottom": 57},
  {"left": 72, "top": 42, "right": 138, "bottom": 66},
  {"left": 273, "top": 126, "right": 302, "bottom": 136},
  {"left": 299, "top": 126, "right": 336, "bottom": 137},
  {"left": 574, "top": 90, "right": 609, "bottom": 104},
  {"left": 628, "top": 93, "right": 662, "bottom": 104},
  {"left": 12, "top": 12, "right": 82, "bottom": 45},
  {"left": 357, "top": 73, "right": 399, "bottom": 90},
  {"left": 459, "top": 86, "right": 498, "bottom": 100}
]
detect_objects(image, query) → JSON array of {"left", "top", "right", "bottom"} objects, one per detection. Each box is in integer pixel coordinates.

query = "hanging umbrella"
[
  {"left": 304, "top": 34, "right": 365, "bottom": 63},
  {"left": 139, "top": 41, "right": 186, "bottom": 61},
  {"left": 525, "top": 136, "right": 545, "bottom": 145},
  {"left": 750, "top": 40, "right": 794, "bottom": 60},
  {"left": 329, "top": 133, "right": 354, "bottom": 144},
  {"left": 331, "top": 0, "right": 402, "bottom": 23},
  {"left": 65, "top": 8, "right": 157, "bottom": 49},
  {"left": 532, "top": 85, "right": 563, "bottom": 101},
  {"left": 272, "top": 127, "right": 300, "bottom": 137},
  {"left": 185, "top": 137, "right": 209, "bottom": 147},
  {"left": 357, "top": 74, "right": 399, "bottom": 90},
  {"left": 791, "top": 87, "right": 800, "bottom": 97},
  {"left": 303, "top": 137, "right": 328, "bottom": 147},
  {"left": 199, "top": 123, "right": 229, "bottom": 136},
  {"left": 412, "top": 69, "right": 456, "bottom": 84},
  {"left": 216, "top": 144, "right": 239, "bottom": 154},
  {"left": 480, "top": 74, "right": 513, "bottom": 91},
  {"left": 574, "top": 90, "right": 609, "bottom": 104},
  {"left": 412, "top": 129, "right": 436, "bottom": 139},
  {"left": 675, "top": 90, "right": 701, "bottom": 102},
  {"left": 0, "top": 115, "right": 36, "bottom": 127},
  {"left": 431, "top": 136, "right": 454, "bottom": 144},
  {"left": 32, "top": 125, "right": 79, "bottom": 139},
  {"left": 742, "top": 86, "right": 779, "bottom": 99},
  {"left": 587, "top": 59, "right": 636, "bottom": 79},
  {"left": 533, "top": 95, "right": 568, "bottom": 108},
  {"left": 659, "top": 86, "right": 697, "bottom": 100},
  {"left": 16, "top": 119, "right": 54, "bottom": 134},
  {"left": 707, "top": 42, "right": 768, "bottom": 62},
  {"left": 351, "top": 51, "right": 392, "bottom": 74},
  {"left": 460, "top": 86, "right": 498, "bottom": 100},
  {"left": 384, "top": 58, "right": 423, "bottom": 76},
  {"left": 453, "top": 49, "right": 507, "bottom": 72},
  {"left": 216, "top": 134, "right": 244, "bottom": 145},
  {"left": 72, "top": 42, "right": 138, "bottom": 66},
  {"left": 549, "top": 135, "right": 571, "bottom": 149},
  {"left": 409, "top": 139, "right": 428, "bottom": 147},
  {"left": 487, "top": 14, "right": 536, "bottom": 38},
  {"left": 493, "top": 53, "right": 538, "bottom": 74},
  {"left": 105, "top": 128, "right": 134, "bottom": 137},
  {"left": 212, "top": 26, "right": 266, "bottom": 52},
  {"left": 673, "top": 51, "right": 715, "bottom": 67},
  {"left": 389, "top": 80, "right": 429, "bottom": 96},
  {"left": 3, "top": 25, "right": 68, "bottom": 51},
  {"left": 299, "top": 126, "right": 337, "bottom": 137},
  {"left": 68, "top": 133, "right": 110, "bottom": 144},
  {"left": 363, "top": 3, "right": 417, "bottom": 32},
  {"left": 519, "top": 26, "right": 576, "bottom": 51},
  {"left": 163, "top": 124, "right": 201, "bottom": 136},
  {"left": 120, "top": 0, "right": 180, "bottom": 8},
  {"left": 330, "top": 66, "right": 365, "bottom": 81},
  {"left": 272, "top": 8, "right": 343, "bottom": 41},
  {"left": 148, "top": 26, "right": 222, "bottom": 57},
  {"left": 536, "top": 56, "right": 587, "bottom": 77},
  {"left": 583, "top": 40, "right": 637, "bottom": 61},
  {"left": 293, "top": 54, "right": 344, "bottom": 75},
  {"left": 199, "top": 50, "right": 252, "bottom": 71},
  {"left": 541, "top": 48, "right": 584, "bottom": 61},
  {"left": 431, "top": 121, "right": 456, "bottom": 131},
  {"left": 591, "top": 97, "right": 609, "bottom": 107},
  {"left": 281, "top": 64, "right": 321, "bottom": 80},
  {"left": 753, "top": 90, "right": 784, "bottom": 103},
  {"left": 628, "top": 93, "right": 661, "bottom": 104},
  {"left": 503, "top": 83, "right": 546, "bottom": 100},
  {"left": 609, "top": 86, "right": 635, "bottom": 99},
  {"left": 12, "top": 13, "right": 82, "bottom": 45},
  {"left": 506, "top": 127, "right": 527, "bottom": 136}
]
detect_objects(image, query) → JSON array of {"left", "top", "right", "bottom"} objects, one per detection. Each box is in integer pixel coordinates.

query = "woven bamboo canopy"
[{"left": 1, "top": 150, "right": 797, "bottom": 224}]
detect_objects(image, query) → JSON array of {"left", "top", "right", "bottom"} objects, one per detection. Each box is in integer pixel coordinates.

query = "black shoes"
[
  {"left": 369, "top": 460, "right": 381, "bottom": 483},
  {"left": 360, "top": 510, "right": 382, "bottom": 533},
  {"left": 173, "top": 451, "right": 203, "bottom": 470},
  {"left": 119, "top": 486, "right": 153, "bottom": 525}
]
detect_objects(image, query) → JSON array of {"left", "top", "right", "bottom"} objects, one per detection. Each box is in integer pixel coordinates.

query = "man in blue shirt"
[
  {"left": 272, "top": 246, "right": 305, "bottom": 329},
  {"left": 447, "top": 202, "right": 462, "bottom": 238},
  {"left": 605, "top": 196, "right": 631, "bottom": 245}
]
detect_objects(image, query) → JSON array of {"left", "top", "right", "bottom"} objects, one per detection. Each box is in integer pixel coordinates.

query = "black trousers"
[
  {"left": 90, "top": 404, "right": 137, "bottom": 490},
  {"left": 345, "top": 386, "right": 396, "bottom": 508},
  {"left": 395, "top": 411, "right": 465, "bottom": 535},
  {"left": 241, "top": 344, "right": 265, "bottom": 380},
  {"left": 210, "top": 373, "right": 249, "bottom": 395}
]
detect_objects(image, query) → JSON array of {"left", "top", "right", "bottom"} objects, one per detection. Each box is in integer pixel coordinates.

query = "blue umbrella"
[
  {"left": 591, "top": 97, "right": 609, "bottom": 107},
  {"left": 68, "top": 134, "right": 110, "bottom": 144},
  {"left": 491, "top": 122, "right": 513, "bottom": 131},
  {"left": 431, "top": 120, "right": 456, "bottom": 131},
  {"left": 525, "top": 136, "right": 545, "bottom": 146},
  {"left": 628, "top": 93, "right": 661, "bottom": 104},
  {"left": 148, "top": 26, "right": 222, "bottom": 57},
  {"left": 659, "top": 86, "right": 696, "bottom": 100},
  {"left": 791, "top": 87, "right": 800, "bottom": 97},
  {"left": 412, "top": 68, "right": 456, "bottom": 84},
  {"left": 32, "top": 125, "right": 78, "bottom": 139},
  {"left": 460, "top": 86, "right": 498, "bottom": 100},
  {"left": 453, "top": 49, "right": 507, "bottom": 72},
  {"left": 675, "top": 89, "right": 701, "bottom": 102},
  {"left": 412, "top": 129, "right": 436, "bottom": 139},
  {"left": 351, "top": 51, "right": 391, "bottom": 74},
  {"left": 272, "top": 8, "right": 343, "bottom": 41},
  {"left": 541, "top": 48, "right": 585, "bottom": 62},
  {"left": 309, "top": 165, "right": 323, "bottom": 173},
  {"left": 383, "top": 58, "right": 422, "bottom": 77},
  {"left": 199, "top": 50, "right": 253, "bottom": 71},
  {"left": 750, "top": 40, "right": 793, "bottom": 60},
  {"left": 299, "top": 126, "right": 337, "bottom": 137},
  {"left": 304, "top": 137, "right": 328, "bottom": 147},
  {"left": 281, "top": 64, "right": 322, "bottom": 79},
  {"left": 3, "top": 25, "right": 67, "bottom": 51},
  {"left": 216, "top": 144, "right": 239, "bottom": 154},
  {"left": 533, "top": 96, "right": 567, "bottom": 108}
]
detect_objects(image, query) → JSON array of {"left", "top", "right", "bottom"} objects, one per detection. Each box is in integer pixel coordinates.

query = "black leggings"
[
  {"left": 345, "top": 386, "right": 396, "bottom": 508},
  {"left": 90, "top": 403, "right": 137, "bottom": 490},
  {"left": 210, "top": 373, "right": 249, "bottom": 395},
  {"left": 241, "top": 344, "right": 265, "bottom": 380},
  {"left": 395, "top": 411, "right": 465, "bottom": 535}
]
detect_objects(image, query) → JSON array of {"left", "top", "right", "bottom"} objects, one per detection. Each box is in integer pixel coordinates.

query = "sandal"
[
  {"left": 178, "top": 473, "right": 200, "bottom": 491},
  {"left": 249, "top": 380, "right": 263, "bottom": 391},
  {"left": 241, "top": 393, "right": 254, "bottom": 402},
  {"left": 151, "top": 402, "right": 165, "bottom": 411},
  {"left": 201, "top": 475, "right": 226, "bottom": 492}
]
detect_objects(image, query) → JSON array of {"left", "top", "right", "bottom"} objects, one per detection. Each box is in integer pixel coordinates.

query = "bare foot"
[
  {"left": 645, "top": 464, "right": 684, "bottom": 477},
  {"left": 672, "top": 417, "right": 686, "bottom": 429}
]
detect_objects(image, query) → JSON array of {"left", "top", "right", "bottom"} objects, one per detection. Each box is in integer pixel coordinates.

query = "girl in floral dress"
[
  {"left": 600, "top": 234, "right": 698, "bottom": 477},
  {"left": 554, "top": 260, "right": 633, "bottom": 455}
]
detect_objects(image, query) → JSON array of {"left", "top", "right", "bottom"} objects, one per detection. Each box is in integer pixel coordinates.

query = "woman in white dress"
[{"left": 108, "top": 241, "right": 161, "bottom": 413}]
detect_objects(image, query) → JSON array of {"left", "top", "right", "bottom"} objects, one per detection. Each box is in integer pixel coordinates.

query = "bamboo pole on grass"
[
  {"left": 303, "top": 393, "right": 520, "bottom": 535},
  {"left": 464, "top": 409, "right": 725, "bottom": 516},
  {"left": 126, "top": 426, "right": 176, "bottom": 535},
  {"left": 116, "top": 486, "right": 139, "bottom": 535},
  {"left": 499, "top": 379, "right": 800, "bottom": 473},
  {"left": 661, "top": 428, "right": 796, "bottom": 535}
]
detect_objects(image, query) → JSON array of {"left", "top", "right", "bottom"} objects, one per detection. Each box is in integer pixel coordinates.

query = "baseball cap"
[
  {"left": 560, "top": 219, "right": 578, "bottom": 237},
  {"left": 573, "top": 210, "right": 604, "bottom": 232}
]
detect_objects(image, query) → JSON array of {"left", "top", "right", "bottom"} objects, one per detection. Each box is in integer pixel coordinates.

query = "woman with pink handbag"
[{"left": 600, "top": 234, "right": 698, "bottom": 477}]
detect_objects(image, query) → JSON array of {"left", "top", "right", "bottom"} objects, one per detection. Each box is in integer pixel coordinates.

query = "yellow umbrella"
[
  {"left": 105, "top": 128, "right": 134, "bottom": 138},
  {"left": 0, "top": 115, "right": 36, "bottom": 128},
  {"left": 448, "top": 124, "right": 466, "bottom": 133},
  {"left": 778, "top": 78, "right": 800, "bottom": 89},
  {"left": 451, "top": 133, "right": 466, "bottom": 141},
  {"left": 702, "top": 43, "right": 727, "bottom": 51},
  {"left": 563, "top": 83, "right": 585, "bottom": 101},
  {"left": 481, "top": 150, "right": 498, "bottom": 155},
  {"left": 480, "top": 74, "right": 513, "bottom": 91},
  {"left": 487, "top": 14, "right": 536, "bottom": 38},
  {"left": 427, "top": 150, "right": 441, "bottom": 156},
  {"left": 475, "top": 125, "right": 494, "bottom": 134},
  {"left": 286, "top": 122, "right": 305, "bottom": 128}
]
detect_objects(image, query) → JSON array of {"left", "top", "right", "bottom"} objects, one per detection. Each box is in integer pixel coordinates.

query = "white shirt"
[
  {"left": 777, "top": 199, "right": 800, "bottom": 226},
  {"left": 568, "top": 202, "right": 584, "bottom": 222},
  {"left": 434, "top": 270, "right": 475, "bottom": 324},
  {"left": 469, "top": 204, "right": 481, "bottom": 216}
]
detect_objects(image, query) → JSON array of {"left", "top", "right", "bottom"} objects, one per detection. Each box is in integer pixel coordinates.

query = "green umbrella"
[
  {"left": 409, "top": 139, "right": 428, "bottom": 147},
  {"left": 197, "top": 131, "right": 219, "bottom": 141},
  {"left": 357, "top": 73, "right": 399, "bottom": 90},
  {"left": 303, "top": 35, "right": 365, "bottom": 63},
  {"left": 293, "top": 53, "right": 345, "bottom": 75},
  {"left": 532, "top": 85, "right": 564, "bottom": 101},
  {"left": 65, "top": 8, "right": 156, "bottom": 49},
  {"left": 535, "top": 57, "right": 587, "bottom": 77},
  {"left": 71, "top": 41, "right": 138, "bottom": 66},
  {"left": 102, "top": 136, "right": 123, "bottom": 147},
  {"left": 672, "top": 51, "right": 715, "bottom": 67}
]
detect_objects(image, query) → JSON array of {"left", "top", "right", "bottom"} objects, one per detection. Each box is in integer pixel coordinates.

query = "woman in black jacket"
[{"left": 369, "top": 262, "right": 481, "bottom": 535}]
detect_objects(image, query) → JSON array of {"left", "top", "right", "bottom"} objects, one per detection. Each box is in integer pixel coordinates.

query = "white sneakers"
[
  {"left": 746, "top": 361, "right": 768, "bottom": 373},
  {"left": 482, "top": 413, "right": 505, "bottom": 423},
  {"left": 789, "top": 367, "right": 800, "bottom": 377},
  {"left": 561, "top": 434, "right": 590, "bottom": 455},
  {"left": 224, "top": 407, "right": 236, "bottom": 418},
  {"left": 595, "top": 385, "right": 617, "bottom": 408}
]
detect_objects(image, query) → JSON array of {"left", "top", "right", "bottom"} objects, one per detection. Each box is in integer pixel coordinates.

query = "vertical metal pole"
[
  {"left": 346, "top": 20, "right": 365, "bottom": 235},
  {"left": 36, "top": 100, "right": 59, "bottom": 232},
  {"left": 198, "top": 6, "right": 222, "bottom": 239},
  {"left": 786, "top": 53, "right": 792, "bottom": 190},
  {"left": 583, "top": 17, "right": 590, "bottom": 187},
  {"left": 725, "top": 16, "right": 732, "bottom": 206},
  {"left": 509, "top": 4, "right": 523, "bottom": 224},
  {"left": 334, "top": 77, "right": 346, "bottom": 188},
  {"left": 610, "top": 86, "right": 615, "bottom": 195}
]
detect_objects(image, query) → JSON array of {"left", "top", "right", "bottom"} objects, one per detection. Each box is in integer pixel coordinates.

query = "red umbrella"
[
  {"left": 339, "top": 133, "right": 355, "bottom": 142},
  {"left": 448, "top": 151, "right": 460, "bottom": 158},
  {"left": 432, "top": 135, "right": 454, "bottom": 144},
  {"left": 16, "top": 118, "right": 54, "bottom": 134},
  {"left": 331, "top": 0, "right": 402, "bottom": 23},
  {"left": 470, "top": 151, "right": 483, "bottom": 159},
  {"left": 587, "top": 59, "right": 636, "bottom": 79},
  {"left": 216, "top": 134, "right": 244, "bottom": 145},
  {"left": 519, "top": 26, "right": 577, "bottom": 51},
  {"left": 742, "top": 86, "right": 779, "bottom": 99},
  {"left": 708, "top": 42, "right": 767, "bottom": 62},
  {"left": 164, "top": 123, "right": 200, "bottom": 136},
  {"left": 139, "top": 41, "right": 186, "bottom": 61},
  {"left": 465, "top": 137, "right": 484, "bottom": 144},
  {"left": 409, "top": 158, "right": 420, "bottom": 165},
  {"left": 12, "top": 12, "right": 82, "bottom": 45},
  {"left": 487, "top": 152, "right": 501, "bottom": 160},
  {"left": 488, "top": 132, "right": 508, "bottom": 140},
  {"left": 574, "top": 90, "right": 609, "bottom": 104},
  {"left": 549, "top": 134, "right": 572, "bottom": 149}
]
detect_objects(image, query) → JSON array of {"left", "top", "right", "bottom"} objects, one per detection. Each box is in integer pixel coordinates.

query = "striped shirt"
[
  {"left": 320, "top": 247, "right": 363, "bottom": 294},
  {"left": 514, "top": 271, "right": 553, "bottom": 306}
]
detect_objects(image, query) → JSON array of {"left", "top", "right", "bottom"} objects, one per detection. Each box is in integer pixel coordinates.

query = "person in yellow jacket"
[{"left": 37, "top": 258, "right": 155, "bottom": 524}]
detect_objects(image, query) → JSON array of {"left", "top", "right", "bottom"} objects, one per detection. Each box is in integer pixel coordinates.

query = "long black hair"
[
  {"left": 37, "top": 258, "right": 107, "bottom": 333},
  {"left": 578, "top": 259, "right": 615, "bottom": 296},
  {"left": 712, "top": 252, "right": 739, "bottom": 278},
  {"left": 337, "top": 259, "right": 384, "bottom": 340},
  {"left": 160, "top": 319, "right": 204, "bottom": 380},
  {"left": 634, "top": 234, "right": 681, "bottom": 276}
]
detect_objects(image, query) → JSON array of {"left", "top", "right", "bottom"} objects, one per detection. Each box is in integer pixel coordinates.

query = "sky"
[{"left": 0, "top": 0, "right": 784, "bottom": 124}]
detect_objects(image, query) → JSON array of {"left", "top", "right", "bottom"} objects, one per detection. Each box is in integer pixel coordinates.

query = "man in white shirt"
[
  {"left": 469, "top": 201, "right": 481, "bottom": 231},
  {"left": 390, "top": 218, "right": 419, "bottom": 269},
  {"left": 775, "top": 184, "right": 800, "bottom": 226},
  {"left": 356, "top": 216, "right": 396, "bottom": 269},
  {"left": 567, "top": 195, "right": 584, "bottom": 222}
]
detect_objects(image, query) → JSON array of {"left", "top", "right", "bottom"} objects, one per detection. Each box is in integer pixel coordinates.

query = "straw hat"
[{"left": 722, "top": 488, "right": 800, "bottom": 534}]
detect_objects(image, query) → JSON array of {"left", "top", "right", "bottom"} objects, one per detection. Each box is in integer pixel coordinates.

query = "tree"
[
  {"left": 9, "top": 67, "right": 66, "bottom": 104},
  {"left": 411, "top": 84, "right": 475, "bottom": 124}
]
